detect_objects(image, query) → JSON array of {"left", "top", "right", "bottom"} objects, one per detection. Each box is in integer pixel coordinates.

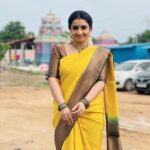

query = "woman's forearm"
[
  {"left": 85, "top": 81, "right": 105, "bottom": 102},
  {"left": 49, "top": 77, "right": 105, "bottom": 105},
  {"left": 49, "top": 77, "right": 65, "bottom": 105}
]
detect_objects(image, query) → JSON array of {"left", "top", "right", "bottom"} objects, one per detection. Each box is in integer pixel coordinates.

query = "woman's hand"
[
  {"left": 60, "top": 107, "right": 74, "bottom": 126},
  {"left": 71, "top": 102, "right": 86, "bottom": 117}
]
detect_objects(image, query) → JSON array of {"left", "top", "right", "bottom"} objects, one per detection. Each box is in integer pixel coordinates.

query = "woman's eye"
[
  {"left": 72, "top": 26, "right": 79, "bottom": 30},
  {"left": 72, "top": 25, "right": 88, "bottom": 30},
  {"left": 81, "top": 25, "right": 88, "bottom": 30}
]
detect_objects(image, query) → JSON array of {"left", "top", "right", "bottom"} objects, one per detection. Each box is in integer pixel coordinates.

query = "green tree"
[
  {"left": 26, "top": 31, "right": 34, "bottom": 38},
  {"left": 0, "top": 42, "right": 10, "bottom": 70},
  {"left": 61, "top": 31, "right": 70, "bottom": 38},
  {"left": 137, "top": 30, "right": 150, "bottom": 43},
  {"left": 126, "top": 29, "right": 150, "bottom": 44},
  {"left": 92, "top": 37, "right": 96, "bottom": 44},
  {"left": 0, "top": 21, "right": 27, "bottom": 42},
  {"left": 126, "top": 36, "right": 134, "bottom": 44}
]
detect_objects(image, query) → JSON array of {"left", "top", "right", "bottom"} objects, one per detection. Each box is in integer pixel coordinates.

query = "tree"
[
  {"left": 126, "top": 29, "right": 150, "bottom": 44},
  {"left": 26, "top": 31, "right": 35, "bottom": 38},
  {"left": 126, "top": 36, "right": 134, "bottom": 44},
  {"left": 0, "top": 21, "right": 27, "bottom": 42},
  {"left": 92, "top": 37, "right": 96, "bottom": 44},
  {"left": 61, "top": 31, "right": 70, "bottom": 38},
  {"left": 0, "top": 42, "right": 10, "bottom": 70},
  {"left": 137, "top": 30, "right": 150, "bottom": 43}
]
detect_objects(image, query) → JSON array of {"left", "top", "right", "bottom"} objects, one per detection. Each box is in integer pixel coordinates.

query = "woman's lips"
[{"left": 76, "top": 36, "right": 83, "bottom": 39}]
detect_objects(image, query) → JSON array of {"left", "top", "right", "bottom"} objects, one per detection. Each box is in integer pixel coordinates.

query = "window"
[{"left": 137, "top": 62, "right": 150, "bottom": 71}]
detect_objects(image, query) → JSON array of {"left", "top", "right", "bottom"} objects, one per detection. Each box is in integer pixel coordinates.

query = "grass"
[{"left": 0, "top": 68, "right": 49, "bottom": 89}]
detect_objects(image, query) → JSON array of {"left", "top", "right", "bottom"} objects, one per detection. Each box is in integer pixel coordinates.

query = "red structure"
[{"left": 96, "top": 32, "right": 119, "bottom": 47}]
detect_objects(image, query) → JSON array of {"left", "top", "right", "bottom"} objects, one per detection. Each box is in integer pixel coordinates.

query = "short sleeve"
[
  {"left": 98, "top": 57, "right": 109, "bottom": 83},
  {"left": 48, "top": 45, "right": 61, "bottom": 79}
]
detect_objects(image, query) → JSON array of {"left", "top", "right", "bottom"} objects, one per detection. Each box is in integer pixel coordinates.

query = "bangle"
[
  {"left": 80, "top": 98, "right": 90, "bottom": 109},
  {"left": 58, "top": 103, "right": 67, "bottom": 111}
]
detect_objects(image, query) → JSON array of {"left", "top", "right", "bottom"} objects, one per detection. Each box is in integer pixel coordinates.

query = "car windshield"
[{"left": 115, "top": 62, "right": 137, "bottom": 71}]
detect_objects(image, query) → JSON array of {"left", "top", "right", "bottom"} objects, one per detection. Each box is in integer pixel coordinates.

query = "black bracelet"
[
  {"left": 80, "top": 98, "right": 90, "bottom": 109},
  {"left": 58, "top": 103, "right": 67, "bottom": 111}
]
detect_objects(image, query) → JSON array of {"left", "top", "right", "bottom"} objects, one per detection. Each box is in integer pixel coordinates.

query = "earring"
[
  {"left": 88, "top": 34, "right": 93, "bottom": 45},
  {"left": 70, "top": 34, "right": 73, "bottom": 43}
]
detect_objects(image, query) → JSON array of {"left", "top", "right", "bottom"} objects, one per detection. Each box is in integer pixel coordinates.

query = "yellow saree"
[{"left": 48, "top": 45, "right": 122, "bottom": 150}]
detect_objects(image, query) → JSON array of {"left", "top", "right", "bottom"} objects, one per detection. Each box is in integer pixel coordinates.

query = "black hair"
[{"left": 68, "top": 10, "right": 93, "bottom": 30}]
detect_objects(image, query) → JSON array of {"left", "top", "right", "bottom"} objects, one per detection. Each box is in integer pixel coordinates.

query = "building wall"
[
  {"left": 109, "top": 43, "right": 150, "bottom": 63},
  {"left": 2, "top": 49, "right": 35, "bottom": 65},
  {"left": 35, "top": 43, "right": 52, "bottom": 65},
  {"left": 111, "top": 47, "right": 136, "bottom": 63},
  {"left": 148, "top": 49, "right": 150, "bottom": 58}
]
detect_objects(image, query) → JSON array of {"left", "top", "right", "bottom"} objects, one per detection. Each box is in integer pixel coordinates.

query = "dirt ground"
[{"left": 0, "top": 69, "right": 150, "bottom": 150}]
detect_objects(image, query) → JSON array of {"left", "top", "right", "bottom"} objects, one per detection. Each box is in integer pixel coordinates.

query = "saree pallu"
[{"left": 49, "top": 45, "right": 122, "bottom": 150}]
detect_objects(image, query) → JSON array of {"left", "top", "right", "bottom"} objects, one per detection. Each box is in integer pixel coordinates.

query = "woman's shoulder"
[
  {"left": 94, "top": 45, "right": 111, "bottom": 55},
  {"left": 53, "top": 43, "right": 67, "bottom": 57},
  {"left": 95, "top": 45, "right": 110, "bottom": 51},
  {"left": 55, "top": 42, "right": 69, "bottom": 47}
]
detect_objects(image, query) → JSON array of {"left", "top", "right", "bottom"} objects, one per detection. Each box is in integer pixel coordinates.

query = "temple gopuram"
[
  {"left": 34, "top": 10, "right": 69, "bottom": 65},
  {"left": 96, "top": 31, "right": 119, "bottom": 47}
]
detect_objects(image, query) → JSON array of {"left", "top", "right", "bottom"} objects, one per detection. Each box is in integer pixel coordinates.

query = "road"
[{"left": 0, "top": 69, "right": 150, "bottom": 150}]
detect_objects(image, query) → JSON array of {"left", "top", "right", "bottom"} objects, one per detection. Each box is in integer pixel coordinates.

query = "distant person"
[{"left": 48, "top": 10, "right": 122, "bottom": 150}]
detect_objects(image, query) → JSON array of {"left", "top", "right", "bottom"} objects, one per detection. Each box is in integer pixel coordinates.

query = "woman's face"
[{"left": 70, "top": 18, "right": 91, "bottom": 44}]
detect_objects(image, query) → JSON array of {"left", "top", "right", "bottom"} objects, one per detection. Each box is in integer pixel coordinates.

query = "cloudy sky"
[{"left": 0, "top": 0, "right": 150, "bottom": 43}]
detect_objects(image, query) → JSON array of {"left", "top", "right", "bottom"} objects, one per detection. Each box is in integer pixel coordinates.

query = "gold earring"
[
  {"left": 88, "top": 34, "right": 93, "bottom": 45},
  {"left": 70, "top": 34, "right": 73, "bottom": 43}
]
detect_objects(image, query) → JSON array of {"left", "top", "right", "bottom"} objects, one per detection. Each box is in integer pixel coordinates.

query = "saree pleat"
[{"left": 62, "top": 112, "right": 104, "bottom": 150}]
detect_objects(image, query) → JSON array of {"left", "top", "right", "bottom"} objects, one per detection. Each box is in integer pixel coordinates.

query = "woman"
[{"left": 48, "top": 10, "right": 122, "bottom": 150}]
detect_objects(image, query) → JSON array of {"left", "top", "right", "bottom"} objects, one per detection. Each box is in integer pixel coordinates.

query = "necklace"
[{"left": 71, "top": 41, "right": 89, "bottom": 53}]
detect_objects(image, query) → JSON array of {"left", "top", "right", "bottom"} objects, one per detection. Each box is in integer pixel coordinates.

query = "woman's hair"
[{"left": 68, "top": 10, "right": 93, "bottom": 30}]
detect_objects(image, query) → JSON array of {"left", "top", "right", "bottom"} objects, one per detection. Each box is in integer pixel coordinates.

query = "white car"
[{"left": 115, "top": 60, "right": 150, "bottom": 91}]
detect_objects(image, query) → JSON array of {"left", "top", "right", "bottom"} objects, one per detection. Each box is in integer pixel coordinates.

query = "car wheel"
[{"left": 124, "top": 79, "right": 134, "bottom": 91}]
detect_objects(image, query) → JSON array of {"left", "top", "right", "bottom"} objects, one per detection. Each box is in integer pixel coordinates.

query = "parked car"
[
  {"left": 115, "top": 60, "right": 150, "bottom": 91},
  {"left": 45, "top": 70, "right": 49, "bottom": 80},
  {"left": 134, "top": 67, "right": 150, "bottom": 94},
  {"left": 114, "top": 62, "right": 119, "bottom": 68}
]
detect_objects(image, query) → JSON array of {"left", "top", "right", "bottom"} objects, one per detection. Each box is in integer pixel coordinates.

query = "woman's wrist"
[
  {"left": 80, "top": 98, "right": 90, "bottom": 109},
  {"left": 58, "top": 103, "right": 67, "bottom": 111}
]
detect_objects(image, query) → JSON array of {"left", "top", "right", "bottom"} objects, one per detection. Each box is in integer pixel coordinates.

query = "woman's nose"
[{"left": 77, "top": 28, "right": 82, "bottom": 34}]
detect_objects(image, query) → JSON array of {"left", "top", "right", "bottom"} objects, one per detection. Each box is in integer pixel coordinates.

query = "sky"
[{"left": 0, "top": 0, "right": 150, "bottom": 43}]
